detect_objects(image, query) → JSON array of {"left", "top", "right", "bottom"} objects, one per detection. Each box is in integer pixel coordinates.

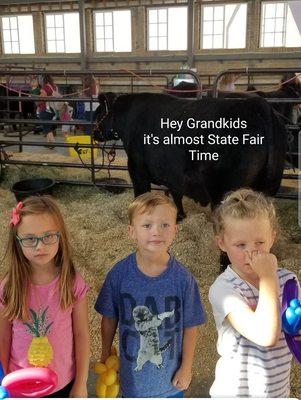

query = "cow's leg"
[
  {"left": 132, "top": 176, "right": 151, "bottom": 198},
  {"left": 128, "top": 158, "right": 151, "bottom": 197},
  {"left": 170, "top": 191, "right": 186, "bottom": 221},
  {"left": 219, "top": 252, "right": 230, "bottom": 273}
]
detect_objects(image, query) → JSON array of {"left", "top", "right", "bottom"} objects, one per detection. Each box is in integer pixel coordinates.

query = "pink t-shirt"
[{"left": 0, "top": 272, "right": 89, "bottom": 393}]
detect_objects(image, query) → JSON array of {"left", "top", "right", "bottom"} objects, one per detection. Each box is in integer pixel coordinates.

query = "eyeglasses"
[{"left": 16, "top": 232, "right": 61, "bottom": 248}]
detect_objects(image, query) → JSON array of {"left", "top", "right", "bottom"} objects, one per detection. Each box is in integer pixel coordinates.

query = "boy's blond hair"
[
  {"left": 128, "top": 192, "right": 178, "bottom": 224},
  {"left": 212, "top": 188, "right": 278, "bottom": 235}
]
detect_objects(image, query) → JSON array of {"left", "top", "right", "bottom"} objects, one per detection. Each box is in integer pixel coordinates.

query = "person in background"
[
  {"left": 82, "top": 75, "right": 98, "bottom": 135},
  {"left": 218, "top": 73, "right": 239, "bottom": 92},
  {"left": 28, "top": 77, "right": 42, "bottom": 135},
  {"left": 60, "top": 102, "right": 73, "bottom": 138},
  {"left": 29, "top": 76, "right": 41, "bottom": 113},
  {"left": 38, "top": 75, "right": 58, "bottom": 146}
]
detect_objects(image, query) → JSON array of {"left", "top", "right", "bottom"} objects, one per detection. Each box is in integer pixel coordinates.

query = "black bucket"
[{"left": 11, "top": 178, "right": 56, "bottom": 202}]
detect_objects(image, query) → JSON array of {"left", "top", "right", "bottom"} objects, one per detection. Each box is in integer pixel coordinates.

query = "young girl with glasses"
[{"left": 0, "top": 196, "right": 90, "bottom": 398}]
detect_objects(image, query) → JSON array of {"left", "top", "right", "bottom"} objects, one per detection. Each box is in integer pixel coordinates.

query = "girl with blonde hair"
[
  {"left": 0, "top": 196, "right": 90, "bottom": 397},
  {"left": 209, "top": 188, "right": 300, "bottom": 397}
]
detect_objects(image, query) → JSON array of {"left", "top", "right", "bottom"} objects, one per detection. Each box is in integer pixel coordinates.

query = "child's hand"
[
  {"left": 172, "top": 366, "right": 192, "bottom": 391},
  {"left": 100, "top": 349, "right": 111, "bottom": 363},
  {"left": 245, "top": 251, "right": 278, "bottom": 278},
  {"left": 69, "top": 381, "right": 88, "bottom": 398}
]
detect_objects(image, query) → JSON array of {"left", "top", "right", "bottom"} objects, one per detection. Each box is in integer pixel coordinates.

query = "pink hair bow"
[{"left": 10, "top": 202, "right": 23, "bottom": 226}]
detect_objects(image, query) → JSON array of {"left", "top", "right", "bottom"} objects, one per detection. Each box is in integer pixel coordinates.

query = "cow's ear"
[{"left": 98, "top": 92, "right": 117, "bottom": 111}]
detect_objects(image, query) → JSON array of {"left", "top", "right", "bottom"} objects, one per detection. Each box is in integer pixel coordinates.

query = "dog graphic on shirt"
[{"left": 132, "top": 305, "right": 174, "bottom": 371}]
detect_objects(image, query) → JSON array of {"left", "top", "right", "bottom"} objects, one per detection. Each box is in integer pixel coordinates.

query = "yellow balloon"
[
  {"left": 96, "top": 378, "right": 107, "bottom": 398},
  {"left": 94, "top": 362, "right": 107, "bottom": 375},
  {"left": 101, "top": 368, "right": 117, "bottom": 386},
  {"left": 105, "top": 355, "right": 120, "bottom": 371},
  {"left": 106, "top": 383, "right": 120, "bottom": 398}
]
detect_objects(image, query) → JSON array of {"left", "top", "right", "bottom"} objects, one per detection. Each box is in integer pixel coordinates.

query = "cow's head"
[{"left": 93, "top": 92, "right": 119, "bottom": 142}]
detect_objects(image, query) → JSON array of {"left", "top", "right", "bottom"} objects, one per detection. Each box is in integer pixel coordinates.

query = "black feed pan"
[{"left": 11, "top": 178, "right": 56, "bottom": 202}]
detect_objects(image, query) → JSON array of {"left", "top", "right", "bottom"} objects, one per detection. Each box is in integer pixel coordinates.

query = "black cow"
[{"left": 94, "top": 93, "right": 287, "bottom": 219}]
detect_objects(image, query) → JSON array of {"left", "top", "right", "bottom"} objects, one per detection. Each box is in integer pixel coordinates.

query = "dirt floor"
[{"left": 0, "top": 151, "right": 300, "bottom": 397}]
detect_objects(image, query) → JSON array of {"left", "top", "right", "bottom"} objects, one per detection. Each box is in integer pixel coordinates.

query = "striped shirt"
[{"left": 209, "top": 267, "right": 299, "bottom": 398}]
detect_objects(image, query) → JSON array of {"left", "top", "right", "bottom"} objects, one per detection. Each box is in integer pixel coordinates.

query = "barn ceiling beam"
[
  {"left": 0, "top": 52, "right": 301, "bottom": 65},
  {"left": 0, "top": 57, "right": 81, "bottom": 64},
  {"left": 0, "top": 0, "right": 76, "bottom": 4},
  {"left": 196, "top": 0, "right": 246, "bottom": 4},
  {"left": 88, "top": 52, "right": 301, "bottom": 61}
]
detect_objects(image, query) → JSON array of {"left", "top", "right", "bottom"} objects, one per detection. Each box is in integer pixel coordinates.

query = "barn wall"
[{"left": 0, "top": 0, "right": 300, "bottom": 81}]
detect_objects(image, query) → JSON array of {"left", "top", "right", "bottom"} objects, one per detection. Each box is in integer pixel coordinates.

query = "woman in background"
[{"left": 38, "top": 75, "right": 59, "bottom": 146}]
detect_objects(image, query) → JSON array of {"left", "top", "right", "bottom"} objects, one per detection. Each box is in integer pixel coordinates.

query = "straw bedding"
[{"left": 0, "top": 152, "right": 300, "bottom": 397}]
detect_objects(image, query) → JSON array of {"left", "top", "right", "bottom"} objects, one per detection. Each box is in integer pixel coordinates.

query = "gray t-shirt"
[{"left": 95, "top": 252, "right": 207, "bottom": 398}]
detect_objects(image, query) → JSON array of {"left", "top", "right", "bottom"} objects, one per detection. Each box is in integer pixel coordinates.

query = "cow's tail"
[
  {"left": 159, "top": 339, "right": 172, "bottom": 353},
  {"left": 260, "top": 100, "right": 287, "bottom": 196}
]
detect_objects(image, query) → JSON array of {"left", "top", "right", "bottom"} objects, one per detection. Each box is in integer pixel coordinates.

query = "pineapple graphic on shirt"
[{"left": 24, "top": 307, "right": 54, "bottom": 367}]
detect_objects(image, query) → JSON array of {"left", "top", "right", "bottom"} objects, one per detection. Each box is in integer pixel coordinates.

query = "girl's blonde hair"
[
  {"left": 1, "top": 195, "right": 76, "bottom": 321},
  {"left": 128, "top": 192, "right": 177, "bottom": 224},
  {"left": 212, "top": 188, "right": 278, "bottom": 235}
]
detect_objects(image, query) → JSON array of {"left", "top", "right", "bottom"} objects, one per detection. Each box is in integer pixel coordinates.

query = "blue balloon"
[
  {"left": 0, "top": 363, "right": 4, "bottom": 384},
  {"left": 0, "top": 386, "right": 10, "bottom": 399},
  {"left": 290, "top": 299, "right": 300, "bottom": 309},
  {"left": 283, "top": 298, "right": 301, "bottom": 335}
]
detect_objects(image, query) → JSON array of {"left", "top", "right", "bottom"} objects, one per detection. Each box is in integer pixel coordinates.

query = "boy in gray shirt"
[{"left": 95, "top": 192, "right": 206, "bottom": 397}]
